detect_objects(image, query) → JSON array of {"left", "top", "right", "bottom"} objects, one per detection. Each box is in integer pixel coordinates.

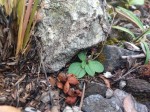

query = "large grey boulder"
[{"left": 35, "top": 0, "right": 108, "bottom": 72}]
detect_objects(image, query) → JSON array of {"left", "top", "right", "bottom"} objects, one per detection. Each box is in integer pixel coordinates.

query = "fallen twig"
[
  {"left": 79, "top": 82, "right": 86, "bottom": 110},
  {"left": 114, "top": 65, "right": 141, "bottom": 82},
  {"left": 121, "top": 53, "right": 145, "bottom": 59}
]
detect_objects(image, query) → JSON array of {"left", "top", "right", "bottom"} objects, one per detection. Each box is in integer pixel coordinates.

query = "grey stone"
[
  {"left": 99, "top": 45, "right": 138, "bottom": 72},
  {"left": 108, "top": 89, "right": 149, "bottom": 112},
  {"left": 24, "top": 107, "right": 41, "bottom": 112},
  {"left": 126, "top": 79, "right": 150, "bottom": 93},
  {"left": 82, "top": 94, "right": 122, "bottom": 112},
  {"left": 85, "top": 82, "right": 107, "bottom": 98},
  {"left": 0, "top": 96, "right": 7, "bottom": 104},
  {"left": 35, "top": 0, "right": 108, "bottom": 72}
]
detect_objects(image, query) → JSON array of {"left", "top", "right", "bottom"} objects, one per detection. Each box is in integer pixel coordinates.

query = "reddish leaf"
[
  {"left": 67, "top": 74, "right": 79, "bottom": 85},
  {"left": 68, "top": 89, "right": 82, "bottom": 97},
  {"left": 99, "top": 75, "right": 111, "bottom": 88},
  {"left": 49, "top": 76, "right": 56, "bottom": 88},
  {"left": 57, "top": 81, "right": 64, "bottom": 90},
  {"left": 138, "top": 63, "right": 150, "bottom": 77},
  {"left": 58, "top": 72, "right": 67, "bottom": 82},
  {"left": 75, "top": 89, "right": 82, "bottom": 97},
  {"left": 65, "top": 96, "right": 77, "bottom": 105},
  {"left": 67, "top": 88, "right": 77, "bottom": 97},
  {"left": 64, "top": 81, "right": 70, "bottom": 94}
]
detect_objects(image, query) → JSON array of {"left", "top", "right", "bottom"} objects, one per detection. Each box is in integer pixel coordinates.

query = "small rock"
[
  {"left": 40, "top": 91, "right": 59, "bottom": 104},
  {"left": 126, "top": 79, "right": 150, "bottom": 94},
  {"left": 40, "top": 92, "right": 51, "bottom": 103},
  {"left": 108, "top": 89, "right": 149, "bottom": 112},
  {"left": 82, "top": 94, "right": 122, "bottom": 112},
  {"left": 119, "top": 80, "right": 126, "bottom": 89},
  {"left": 0, "top": 96, "right": 7, "bottom": 103},
  {"left": 85, "top": 82, "right": 107, "bottom": 98},
  {"left": 98, "top": 45, "right": 138, "bottom": 72},
  {"left": 106, "top": 88, "right": 114, "bottom": 98},
  {"left": 72, "top": 106, "right": 83, "bottom": 112},
  {"left": 63, "top": 106, "right": 73, "bottom": 112},
  {"left": 24, "top": 107, "right": 41, "bottom": 112},
  {"left": 63, "top": 106, "right": 82, "bottom": 112},
  {"left": 103, "top": 71, "right": 113, "bottom": 78}
]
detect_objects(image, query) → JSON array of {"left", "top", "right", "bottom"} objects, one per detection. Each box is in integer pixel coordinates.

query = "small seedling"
[{"left": 68, "top": 51, "right": 104, "bottom": 78}]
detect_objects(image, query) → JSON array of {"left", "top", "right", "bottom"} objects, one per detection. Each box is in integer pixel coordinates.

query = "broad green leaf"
[
  {"left": 76, "top": 68, "right": 86, "bottom": 78},
  {"left": 78, "top": 51, "right": 86, "bottom": 61},
  {"left": 112, "top": 26, "right": 135, "bottom": 38},
  {"left": 23, "top": 0, "right": 39, "bottom": 49},
  {"left": 129, "top": 0, "right": 144, "bottom": 5},
  {"left": 68, "top": 62, "right": 82, "bottom": 75},
  {"left": 81, "top": 61, "right": 87, "bottom": 68},
  {"left": 85, "top": 64, "right": 95, "bottom": 76},
  {"left": 141, "top": 42, "right": 150, "bottom": 64},
  {"left": 116, "top": 7, "right": 144, "bottom": 31},
  {"left": 88, "top": 60, "right": 104, "bottom": 73}
]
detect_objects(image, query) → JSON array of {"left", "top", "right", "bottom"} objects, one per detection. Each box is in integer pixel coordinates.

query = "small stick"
[
  {"left": 114, "top": 66, "right": 141, "bottom": 82},
  {"left": 79, "top": 82, "right": 86, "bottom": 110},
  {"left": 121, "top": 53, "right": 145, "bottom": 59}
]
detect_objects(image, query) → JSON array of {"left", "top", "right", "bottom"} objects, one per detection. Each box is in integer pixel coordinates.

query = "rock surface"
[
  {"left": 85, "top": 82, "right": 107, "bottom": 98},
  {"left": 82, "top": 94, "right": 122, "bottom": 112},
  {"left": 82, "top": 89, "right": 148, "bottom": 112},
  {"left": 98, "top": 45, "right": 139, "bottom": 72},
  {"left": 110, "top": 89, "right": 149, "bottom": 112},
  {"left": 35, "top": 0, "right": 108, "bottom": 72}
]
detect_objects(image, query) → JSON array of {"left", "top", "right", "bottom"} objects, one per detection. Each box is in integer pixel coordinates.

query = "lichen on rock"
[{"left": 35, "top": 0, "right": 108, "bottom": 72}]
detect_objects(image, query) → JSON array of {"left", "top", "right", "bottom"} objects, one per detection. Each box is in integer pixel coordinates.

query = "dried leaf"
[
  {"left": 64, "top": 81, "right": 70, "bottom": 94},
  {"left": 65, "top": 96, "right": 77, "bottom": 105},
  {"left": 49, "top": 76, "right": 56, "bottom": 88},
  {"left": 68, "top": 88, "right": 76, "bottom": 97},
  {"left": 67, "top": 74, "right": 79, "bottom": 85},
  {"left": 75, "top": 90, "right": 82, "bottom": 97},
  {"left": 67, "top": 89, "right": 82, "bottom": 97},
  {"left": 58, "top": 72, "right": 67, "bottom": 82},
  {"left": 123, "top": 95, "right": 137, "bottom": 112},
  {"left": 57, "top": 81, "right": 64, "bottom": 90},
  {"left": 99, "top": 75, "right": 111, "bottom": 88},
  {"left": 138, "top": 63, "right": 150, "bottom": 77}
]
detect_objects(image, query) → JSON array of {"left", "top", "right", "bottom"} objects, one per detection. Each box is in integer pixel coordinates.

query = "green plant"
[
  {"left": 0, "top": 0, "right": 39, "bottom": 57},
  {"left": 68, "top": 51, "right": 104, "bottom": 78},
  {"left": 140, "top": 42, "right": 150, "bottom": 64},
  {"left": 112, "top": 6, "right": 150, "bottom": 64},
  {"left": 108, "top": 0, "right": 144, "bottom": 8}
]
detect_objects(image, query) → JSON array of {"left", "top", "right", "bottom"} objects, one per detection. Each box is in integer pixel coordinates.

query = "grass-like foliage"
[
  {"left": 68, "top": 52, "right": 104, "bottom": 78},
  {"left": 112, "top": 6, "right": 150, "bottom": 64},
  {"left": 0, "top": 0, "right": 39, "bottom": 57}
]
